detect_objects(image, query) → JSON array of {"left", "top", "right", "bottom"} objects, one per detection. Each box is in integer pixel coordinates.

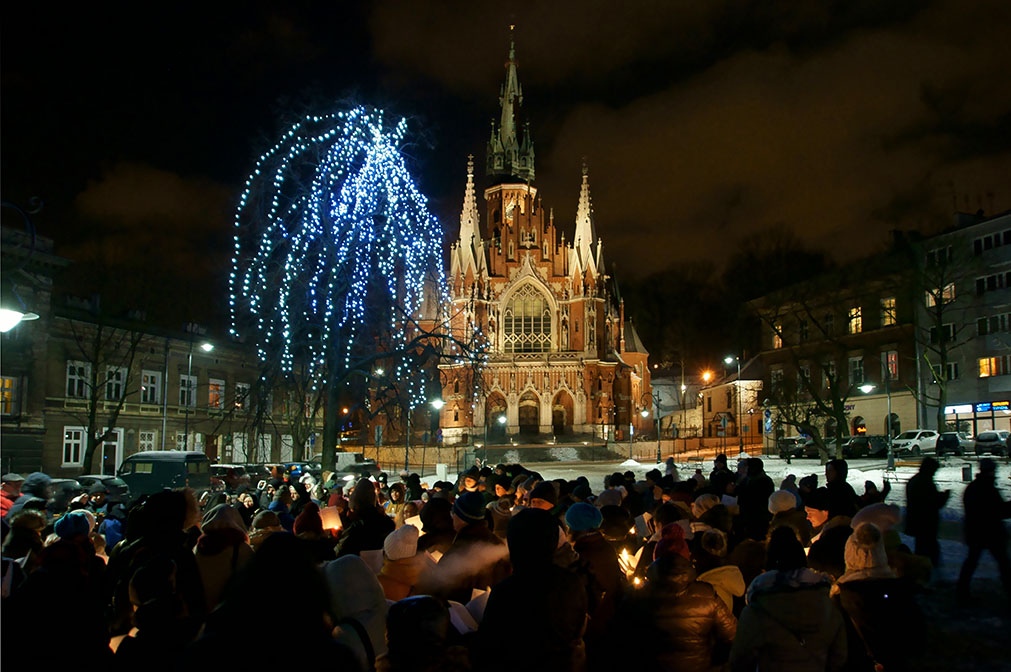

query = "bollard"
[
  {"left": 436, "top": 463, "right": 448, "bottom": 482},
  {"left": 962, "top": 464, "right": 972, "bottom": 483}
]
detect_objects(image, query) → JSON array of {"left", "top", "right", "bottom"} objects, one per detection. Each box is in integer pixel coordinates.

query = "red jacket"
[{"left": 1, "top": 491, "right": 17, "bottom": 518}]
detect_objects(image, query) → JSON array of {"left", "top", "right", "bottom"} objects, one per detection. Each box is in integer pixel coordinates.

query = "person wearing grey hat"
[{"left": 1, "top": 473, "right": 25, "bottom": 519}]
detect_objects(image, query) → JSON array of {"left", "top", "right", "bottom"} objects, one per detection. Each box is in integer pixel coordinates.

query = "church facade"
[{"left": 436, "top": 37, "right": 651, "bottom": 446}]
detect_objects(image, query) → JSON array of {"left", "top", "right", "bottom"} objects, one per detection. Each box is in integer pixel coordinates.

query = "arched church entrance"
[
  {"left": 518, "top": 390, "right": 540, "bottom": 436},
  {"left": 552, "top": 390, "right": 574, "bottom": 435}
]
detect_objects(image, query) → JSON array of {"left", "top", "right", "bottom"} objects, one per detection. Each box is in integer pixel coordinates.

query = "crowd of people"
[{"left": 1, "top": 452, "right": 1009, "bottom": 671}]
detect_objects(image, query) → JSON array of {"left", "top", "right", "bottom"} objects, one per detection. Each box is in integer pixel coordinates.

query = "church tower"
[{"left": 439, "top": 30, "right": 650, "bottom": 447}]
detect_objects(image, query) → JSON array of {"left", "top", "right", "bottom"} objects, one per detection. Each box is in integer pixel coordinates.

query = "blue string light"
[{"left": 229, "top": 106, "right": 447, "bottom": 410}]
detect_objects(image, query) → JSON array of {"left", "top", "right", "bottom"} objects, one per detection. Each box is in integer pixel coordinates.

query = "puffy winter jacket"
[
  {"left": 730, "top": 568, "right": 847, "bottom": 672},
  {"left": 833, "top": 576, "right": 922, "bottom": 672},
  {"left": 615, "top": 554, "right": 737, "bottom": 672}
]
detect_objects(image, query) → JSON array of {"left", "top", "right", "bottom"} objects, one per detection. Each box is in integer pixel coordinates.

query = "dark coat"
[
  {"left": 826, "top": 480, "right": 859, "bottom": 519},
  {"left": 963, "top": 474, "right": 1011, "bottom": 544},
  {"left": 769, "top": 508, "right": 813, "bottom": 547},
  {"left": 904, "top": 472, "right": 949, "bottom": 538},
  {"left": 572, "top": 530, "right": 623, "bottom": 637},
  {"left": 736, "top": 474, "right": 775, "bottom": 540},
  {"left": 432, "top": 520, "right": 510, "bottom": 604},
  {"left": 480, "top": 563, "right": 588, "bottom": 672},
  {"left": 729, "top": 568, "right": 847, "bottom": 672},
  {"left": 614, "top": 555, "right": 736, "bottom": 672},
  {"left": 833, "top": 577, "right": 922, "bottom": 672},
  {"left": 335, "top": 506, "right": 395, "bottom": 557}
]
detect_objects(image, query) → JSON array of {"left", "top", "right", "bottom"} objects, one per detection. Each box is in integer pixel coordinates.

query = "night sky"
[{"left": 3, "top": 1, "right": 1010, "bottom": 327}]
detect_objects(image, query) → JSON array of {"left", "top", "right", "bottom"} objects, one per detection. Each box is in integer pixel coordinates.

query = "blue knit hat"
[
  {"left": 54, "top": 511, "right": 91, "bottom": 540},
  {"left": 565, "top": 502, "right": 603, "bottom": 532}
]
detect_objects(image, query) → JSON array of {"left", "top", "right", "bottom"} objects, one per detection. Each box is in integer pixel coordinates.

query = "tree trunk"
[{"left": 322, "top": 378, "right": 340, "bottom": 473}]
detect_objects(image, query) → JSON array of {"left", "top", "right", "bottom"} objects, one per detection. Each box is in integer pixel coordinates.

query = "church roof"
[{"left": 623, "top": 320, "right": 649, "bottom": 355}]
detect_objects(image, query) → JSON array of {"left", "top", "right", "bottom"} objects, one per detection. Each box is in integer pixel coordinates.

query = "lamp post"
[
  {"left": 724, "top": 355, "right": 744, "bottom": 451},
  {"left": 701, "top": 370, "right": 713, "bottom": 454},
  {"left": 859, "top": 380, "right": 894, "bottom": 470},
  {"left": 425, "top": 398, "right": 444, "bottom": 473},
  {"left": 680, "top": 383, "right": 687, "bottom": 455},
  {"left": 183, "top": 334, "right": 213, "bottom": 451}
]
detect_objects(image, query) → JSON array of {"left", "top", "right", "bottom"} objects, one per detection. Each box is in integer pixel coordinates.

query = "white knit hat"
[
  {"left": 768, "top": 489, "right": 798, "bottom": 514},
  {"left": 844, "top": 522, "right": 889, "bottom": 571},
  {"left": 383, "top": 523, "right": 419, "bottom": 561}
]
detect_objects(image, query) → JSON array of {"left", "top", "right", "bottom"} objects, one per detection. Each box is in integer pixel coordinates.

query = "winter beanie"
[
  {"left": 54, "top": 511, "right": 91, "bottom": 540},
  {"left": 293, "top": 502, "right": 324, "bottom": 536},
  {"left": 529, "top": 481, "right": 557, "bottom": 506},
  {"left": 700, "top": 528, "right": 728, "bottom": 558},
  {"left": 384, "top": 523, "right": 419, "bottom": 561},
  {"left": 453, "top": 491, "right": 487, "bottom": 525},
  {"left": 768, "top": 490, "right": 798, "bottom": 514},
  {"left": 654, "top": 522, "right": 691, "bottom": 562},
  {"left": 844, "top": 522, "right": 889, "bottom": 572},
  {"left": 565, "top": 503, "right": 603, "bottom": 532},
  {"left": 850, "top": 503, "right": 901, "bottom": 532},
  {"left": 692, "top": 493, "right": 720, "bottom": 518}
]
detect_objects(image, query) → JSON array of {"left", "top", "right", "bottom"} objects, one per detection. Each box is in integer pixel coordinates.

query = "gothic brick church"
[{"left": 436, "top": 35, "right": 651, "bottom": 446}]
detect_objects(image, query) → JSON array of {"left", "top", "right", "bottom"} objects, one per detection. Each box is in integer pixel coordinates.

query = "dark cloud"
[
  {"left": 2, "top": 0, "right": 1008, "bottom": 298},
  {"left": 376, "top": 0, "right": 1010, "bottom": 274},
  {"left": 74, "top": 162, "right": 232, "bottom": 232}
]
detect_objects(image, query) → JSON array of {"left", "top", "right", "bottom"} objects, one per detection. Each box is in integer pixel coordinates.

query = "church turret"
[
  {"left": 452, "top": 156, "right": 486, "bottom": 281},
  {"left": 486, "top": 27, "right": 535, "bottom": 184}
]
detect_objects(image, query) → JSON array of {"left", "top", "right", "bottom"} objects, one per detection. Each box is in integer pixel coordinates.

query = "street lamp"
[
  {"left": 859, "top": 381, "right": 894, "bottom": 470},
  {"left": 0, "top": 280, "right": 39, "bottom": 333},
  {"left": 725, "top": 355, "right": 744, "bottom": 451},
  {"left": 183, "top": 336, "right": 213, "bottom": 451}
]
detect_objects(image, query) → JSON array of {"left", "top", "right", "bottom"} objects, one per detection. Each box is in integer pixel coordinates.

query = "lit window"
[
  {"left": 772, "top": 322, "right": 783, "bottom": 349},
  {"left": 925, "top": 283, "right": 955, "bottom": 307},
  {"left": 0, "top": 376, "right": 18, "bottom": 415},
  {"left": 978, "top": 356, "right": 1010, "bottom": 378},
  {"left": 880, "top": 297, "right": 896, "bottom": 326},
  {"left": 235, "top": 382, "right": 251, "bottom": 410},
  {"left": 882, "top": 351, "right": 899, "bottom": 379},
  {"left": 208, "top": 379, "right": 225, "bottom": 409},
  {"left": 848, "top": 307, "right": 862, "bottom": 334}
]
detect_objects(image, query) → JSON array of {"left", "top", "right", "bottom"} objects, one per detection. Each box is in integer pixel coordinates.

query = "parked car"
[
  {"left": 777, "top": 436, "right": 810, "bottom": 458},
  {"left": 47, "top": 478, "right": 84, "bottom": 516},
  {"left": 890, "top": 429, "right": 939, "bottom": 456},
  {"left": 841, "top": 435, "right": 889, "bottom": 459},
  {"left": 936, "top": 432, "right": 974, "bottom": 457},
  {"left": 210, "top": 464, "right": 251, "bottom": 492},
  {"left": 76, "top": 474, "right": 131, "bottom": 503},
  {"left": 117, "top": 451, "right": 212, "bottom": 501},
  {"left": 973, "top": 430, "right": 1010, "bottom": 456}
]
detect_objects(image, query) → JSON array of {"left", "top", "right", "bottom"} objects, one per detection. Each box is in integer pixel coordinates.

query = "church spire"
[
  {"left": 573, "top": 159, "right": 596, "bottom": 268},
  {"left": 486, "top": 26, "right": 535, "bottom": 184},
  {"left": 459, "top": 155, "right": 481, "bottom": 246}
]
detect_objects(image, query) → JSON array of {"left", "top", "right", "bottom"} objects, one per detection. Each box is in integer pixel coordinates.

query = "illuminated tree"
[{"left": 230, "top": 106, "right": 462, "bottom": 471}]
